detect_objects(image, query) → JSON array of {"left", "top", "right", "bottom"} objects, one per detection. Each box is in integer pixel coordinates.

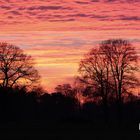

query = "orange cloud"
[
  {"left": 0, "top": 0, "right": 140, "bottom": 92},
  {"left": 0, "top": 0, "right": 140, "bottom": 31}
]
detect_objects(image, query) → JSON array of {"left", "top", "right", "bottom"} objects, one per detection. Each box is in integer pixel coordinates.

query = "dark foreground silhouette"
[
  {"left": 0, "top": 87, "right": 139, "bottom": 138},
  {"left": 0, "top": 40, "right": 139, "bottom": 138}
]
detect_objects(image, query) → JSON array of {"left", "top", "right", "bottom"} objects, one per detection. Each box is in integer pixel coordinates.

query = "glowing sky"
[{"left": 0, "top": 0, "right": 140, "bottom": 92}]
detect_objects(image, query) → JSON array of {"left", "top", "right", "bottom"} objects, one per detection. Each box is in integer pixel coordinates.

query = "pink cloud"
[
  {"left": 0, "top": 0, "right": 140, "bottom": 91},
  {"left": 0, "top": 0, "right": 140, "bottom": 31}
]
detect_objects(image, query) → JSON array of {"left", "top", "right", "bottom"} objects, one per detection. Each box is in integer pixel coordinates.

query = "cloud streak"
[
  {"left": 0, "top": 0, "right": 139, "bottom": 31},
  {"left": 0, "top": 30, "right": 140, "bottom": 91},
  {"left": 0, "top": 0, "right": 140, "bottom": 91}
]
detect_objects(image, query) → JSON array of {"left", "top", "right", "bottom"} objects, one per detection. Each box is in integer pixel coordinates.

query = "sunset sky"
[{"left": 0, "top": 0, "right": 140, "bottom": 92}]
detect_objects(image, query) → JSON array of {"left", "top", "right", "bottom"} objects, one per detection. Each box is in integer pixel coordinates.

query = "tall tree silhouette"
[
  {"left": 78, "top": 48, "right": 111, "bottom": 105},
  {"left": 0, "top": 42, "right": 40, "bottom": 89},
  {"left": 78, "top": 39, "right": 139, "bottom": 104},
  {"left": 100, "top": 39, "right": 139, "bottom": 103}
]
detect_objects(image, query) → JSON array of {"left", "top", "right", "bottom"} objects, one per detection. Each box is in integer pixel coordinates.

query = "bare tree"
[
  {"left": 78, "top": 39, "right": 139, "bottom": 104},
  {"left": 100, "top": 39, "right": 139, "bottom": 103},
  {"left": 78, "top": 48, "right": 111, "bottom": 105},
  {"left": 0, "top": 42, "right": 40, "bottom": 89}
]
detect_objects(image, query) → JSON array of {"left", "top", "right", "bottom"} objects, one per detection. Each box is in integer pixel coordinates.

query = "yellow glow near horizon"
[{"left": 0, "top": 0, "right": 140, "bottom": 92}]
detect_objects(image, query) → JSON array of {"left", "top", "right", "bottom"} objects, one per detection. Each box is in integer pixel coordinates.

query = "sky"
[{"left": 0, "top": 0, "right": 140, "bottom": 92}]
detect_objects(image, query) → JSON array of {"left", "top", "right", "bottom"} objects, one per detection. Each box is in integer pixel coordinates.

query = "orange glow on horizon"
[{"left": 0, "top": 0, "right": 140, "bottom": 92}]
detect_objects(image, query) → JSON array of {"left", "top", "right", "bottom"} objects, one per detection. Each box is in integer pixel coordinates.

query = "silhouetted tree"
[
  {"left": 78, "top": 48, "right": 111, "bottom": 106},
  {"left": 100, "top": 39, "right": 139, "bottom": 103},
  {"left": 0, "top": 42, "right": 40, "bottom": 89},
  {"left": 78, "top": 39, "right": 139, "bottom": 104},
  {"left": 55, "top": 84, "right": 76, "bottom": 98}
]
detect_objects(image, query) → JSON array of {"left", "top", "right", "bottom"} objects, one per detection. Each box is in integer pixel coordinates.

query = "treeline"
[
  {"left": 0, "top": 39, "right": 140, "bottom": 131},
  {"left": 0, "top": 86, "right": 140, "bottom": 131}
]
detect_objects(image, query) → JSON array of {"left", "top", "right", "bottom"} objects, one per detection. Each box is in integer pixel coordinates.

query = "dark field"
[{"left": 0, "top": 88, "right": 139, "bottom": 139}]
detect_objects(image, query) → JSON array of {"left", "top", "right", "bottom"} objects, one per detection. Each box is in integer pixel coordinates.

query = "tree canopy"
[
  {"left": 78, "top": 39, "right": 139, "bottom": 103},
  {"left": 0, "top": 42, "right": 40, "bottom": 89}
]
